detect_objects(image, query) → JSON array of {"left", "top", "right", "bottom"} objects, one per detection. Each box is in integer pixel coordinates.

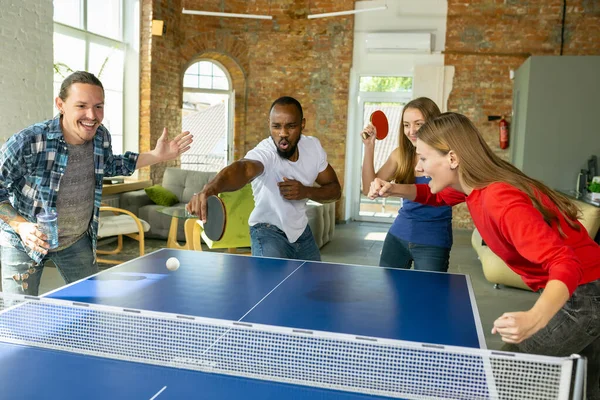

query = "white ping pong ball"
[{"left": 166, "top": 257, "right": 180, "bottom": 271}]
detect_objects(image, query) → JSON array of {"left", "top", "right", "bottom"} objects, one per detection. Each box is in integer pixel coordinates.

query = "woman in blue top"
[{"left": 361, "top": 97, "right": 452, "bottom": 271}]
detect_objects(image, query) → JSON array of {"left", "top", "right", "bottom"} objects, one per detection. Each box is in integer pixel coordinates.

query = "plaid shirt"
[{"left": 0, "top": 117, "right": 138, "bottom": 263}]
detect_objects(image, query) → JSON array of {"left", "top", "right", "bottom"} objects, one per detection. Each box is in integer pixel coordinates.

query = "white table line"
[{"left": 149, "top": 386, "right": 167, "bottom": 400}]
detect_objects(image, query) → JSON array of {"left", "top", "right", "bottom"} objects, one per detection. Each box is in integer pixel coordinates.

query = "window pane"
[
  {"left": 103, "top": 89, "right": 123, "bottom": 154},
  {"left": 89, "top": 42, "right": 124, "bottom": 91},
  {"left": 359, "top": 76, "right": 413, "bottom": 93},
  {"left": 87, "top": 0, "right": 122, "bottom": 40},
  {"left": 54, "top": 32, "right": 86, "bottom": 81},
  {"left": 213, "top": 66, "right": 226, "bottom": 78},
  {"left": 213, "top": 77, "right": 228, "bottom": 90},
  {"left": 53, "top": 82, "right": 61, "bottom": 115},
  {"left": 199, "top": 62, "right": 212, "bottom": 75},
  {"left": 185, "top": 63, "right": 199, "bottom": 75},
  {"left": 183, "top": 75, "right": 198, "bottom": 88},
  {"left": 199, "top": 76, "right": 211, "bottom": 89},
  {"left": 54, "top": 0, "right": 83, "bottom": 28}
]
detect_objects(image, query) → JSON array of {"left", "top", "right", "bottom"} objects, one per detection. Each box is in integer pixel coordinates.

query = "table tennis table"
[{"left": 0, "top": 249, "right": 586, "bottom": 399}]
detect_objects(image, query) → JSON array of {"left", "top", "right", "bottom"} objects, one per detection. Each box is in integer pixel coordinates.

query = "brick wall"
[
  {"left": 140, "top": 0, "right": 354, "bottom": 217},
  {"left": 0, "top": 1, "right": 53, "bottom": 141},
  {"left": 445, "top": 0, "right": 600, "bottom": 228}
]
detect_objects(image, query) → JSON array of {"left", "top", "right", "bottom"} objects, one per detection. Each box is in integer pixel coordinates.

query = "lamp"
[
  {"left": 182, "top": 8, "right": 273, "bottom": 20},
  {"left": 151, "top": 20, "right": 166, "bottom": 36}
]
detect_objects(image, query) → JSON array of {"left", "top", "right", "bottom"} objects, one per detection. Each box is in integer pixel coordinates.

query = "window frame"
[{"left": 53, "top": 0, "right": 128, "bottom": 154}]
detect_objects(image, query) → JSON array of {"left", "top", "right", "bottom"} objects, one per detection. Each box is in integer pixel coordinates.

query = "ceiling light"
[
  {"left": 307, "top": 5, "right": 387, "bottom": 20},
  {"left": 182, "top": 8, "right": 273, "bottom": 20}
]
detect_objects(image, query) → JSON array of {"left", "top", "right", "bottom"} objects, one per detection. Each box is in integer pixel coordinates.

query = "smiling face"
[
  {"left": 415, "top": 139, "right": 459, "bottom": 193},
  {"left": 402, "top": 107, "right": 426, "bottom": 145},
  {"left": 269, "top": 103, "right": 305, "bottom": 161},
  {"left": 55, "top": 83, "right": 104, "bottom": 145}
]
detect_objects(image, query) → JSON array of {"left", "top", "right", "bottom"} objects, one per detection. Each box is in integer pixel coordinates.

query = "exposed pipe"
[{"left": 560, "top": 0, "right": 566, "bottom": 55}]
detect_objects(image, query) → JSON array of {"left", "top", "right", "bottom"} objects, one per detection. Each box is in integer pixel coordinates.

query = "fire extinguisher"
[{"left": 499, "top": 116, "right": 509, "bottom": 149}]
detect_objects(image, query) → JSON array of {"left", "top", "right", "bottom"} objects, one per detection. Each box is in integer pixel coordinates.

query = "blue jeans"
[
  {"left": 501, "top": 279, "right": 600, "bottom": 399},
  {"left": 379, "top": 233, "right": 450, "bottom": 272},
  {"left": 250, "top": 223, "right": 321, "bottom": 261},
  {"left": 1, "top": 234, "right": 98, "bottom": 296}
]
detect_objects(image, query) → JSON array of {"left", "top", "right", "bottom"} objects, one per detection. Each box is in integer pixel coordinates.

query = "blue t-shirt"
[{"left": 388, "top": 176, "right": 453, "bottom": 248}]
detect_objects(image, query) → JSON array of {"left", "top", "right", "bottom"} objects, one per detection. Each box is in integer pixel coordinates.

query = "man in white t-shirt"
[{"left": 186, "top": 96, "right": 341, "bottom": 261}]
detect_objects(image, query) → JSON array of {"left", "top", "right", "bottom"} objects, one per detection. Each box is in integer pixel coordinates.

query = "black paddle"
[{"left": 203, "top": 195, "right": 227, "bottom": 241}]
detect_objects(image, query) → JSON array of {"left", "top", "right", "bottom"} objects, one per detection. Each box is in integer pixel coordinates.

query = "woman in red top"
[{"left": 369, "top": 112, "right": 600, "bottom": 399}]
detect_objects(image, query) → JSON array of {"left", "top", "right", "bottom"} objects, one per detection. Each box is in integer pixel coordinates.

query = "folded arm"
[{"left": 278, "top": 164, "right": 341, "bottom": 203}]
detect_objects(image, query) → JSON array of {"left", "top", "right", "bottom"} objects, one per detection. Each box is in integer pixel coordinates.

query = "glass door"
[
  {"left": 348, "top": 75, "right": 413, "bottom": 222},
  {"left": 356, "top": 100, "right": 406, "bottom": 222}
]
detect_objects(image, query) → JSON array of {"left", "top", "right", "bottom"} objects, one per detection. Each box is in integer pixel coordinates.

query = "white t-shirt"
[{"left": 244, "top": 135, "right": 328, "bottom": 243}]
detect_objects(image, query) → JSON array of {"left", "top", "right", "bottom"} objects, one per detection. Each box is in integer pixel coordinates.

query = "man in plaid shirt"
[{"left": 0, "top": 71, "right": 192, "bottom": 295}]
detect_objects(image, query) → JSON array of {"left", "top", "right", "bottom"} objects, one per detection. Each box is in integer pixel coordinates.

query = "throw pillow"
[{"left": 145, "top": 185, "right": 179, "bottom": 206}]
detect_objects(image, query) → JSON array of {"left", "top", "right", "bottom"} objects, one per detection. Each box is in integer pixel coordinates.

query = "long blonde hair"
[
  {"left": 393, "top": 97, "right": 441, "bottom": 184},
  {"left": 417, "top": 112, "right": 580, "bottom": 232}
]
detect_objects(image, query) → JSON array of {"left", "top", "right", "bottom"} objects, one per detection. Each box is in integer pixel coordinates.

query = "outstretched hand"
[
  {"left": 152, "top": 128, "right": 193, "bottom": 162},
  {"left": 368, "top": 178, "right": 393, "bottom": 199},
  {"left": 186, "top": 185, "right": 216, "bottom": 223},
  {"left": 278, "top": 177, "right": 308, "bottom": 200}
]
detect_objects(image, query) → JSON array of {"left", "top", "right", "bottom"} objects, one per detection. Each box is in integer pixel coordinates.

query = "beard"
[{"left": 274, "top": 135, "right": 301, "bottom": 160}]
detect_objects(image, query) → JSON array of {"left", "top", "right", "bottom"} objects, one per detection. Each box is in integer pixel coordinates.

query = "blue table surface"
[{"left": 1, "top": 249, "right": 485, "bottom": 399}]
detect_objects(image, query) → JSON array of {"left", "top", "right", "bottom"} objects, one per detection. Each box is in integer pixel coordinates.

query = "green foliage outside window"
[{"left": 359, "top": 76, "right": 413, "bottom": 93}]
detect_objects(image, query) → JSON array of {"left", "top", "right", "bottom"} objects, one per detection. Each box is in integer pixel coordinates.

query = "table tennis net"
[{"left": 0, "top": 293, "right": 585, "bottom": 400}]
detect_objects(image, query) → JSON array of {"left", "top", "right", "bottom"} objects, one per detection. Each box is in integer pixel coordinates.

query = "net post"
[{"left": 569, "top": 354, "right": 587, "bottom": 400}]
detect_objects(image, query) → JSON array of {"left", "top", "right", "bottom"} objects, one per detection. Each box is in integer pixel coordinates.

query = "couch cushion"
[
  {"left": 144, "top": 185, "right": 179, "bottom": 206},
  {"left": 98, "top": 215, "right": 150, "bottom": 237},
  {"left": 161, "top": 168, "right": 216, "bottom": 203}
]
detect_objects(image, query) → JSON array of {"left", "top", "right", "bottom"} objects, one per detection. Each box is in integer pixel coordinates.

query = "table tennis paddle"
[
  {"left": 203, "top": 195, "right": 226, "bottom": 241},
  {"left": 370, "top": 110, "right": 389, "bottom": 140}
]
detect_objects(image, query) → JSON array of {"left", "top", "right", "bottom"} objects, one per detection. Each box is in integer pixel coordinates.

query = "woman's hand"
[
  {"left": 360, "top": 123, "right": 377, "bottom": 146},
  {"left": 368, "top": 178, "right": 393, "bottom": 199}
]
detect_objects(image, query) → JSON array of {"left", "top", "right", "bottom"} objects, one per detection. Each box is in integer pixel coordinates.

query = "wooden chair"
[
  {"left": 97, "top": 205, "right": 151, "bottom": 265},
  {"left": 192, "top": 184, "right": 254, "bottom": 254}
]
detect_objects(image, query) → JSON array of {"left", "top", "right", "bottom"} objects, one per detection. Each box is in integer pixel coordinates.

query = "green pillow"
[{"left": 145, "top": 185, "right": 179, "bottom": 206}]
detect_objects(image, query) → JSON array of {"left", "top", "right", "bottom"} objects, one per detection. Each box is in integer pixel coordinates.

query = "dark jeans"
[
  {"left": 502, "top": 279, "right": 600, "bottom": 399},
  {"left": 250, "top": 223, "right": 321, "bottom": 262},
  {"left": 379, "top": 232, "right": 450, "bottom": 272},
  {"left": 1, "top": 234, "right": 98, "bottom": 296}
]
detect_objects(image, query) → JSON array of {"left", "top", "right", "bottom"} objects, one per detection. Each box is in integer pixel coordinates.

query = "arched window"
[
  {"left": 181, "top": 60, "right": 233, "bottom": 172},
  {"left": 184, "top": 61, "right": 229, "bottom": 90}
]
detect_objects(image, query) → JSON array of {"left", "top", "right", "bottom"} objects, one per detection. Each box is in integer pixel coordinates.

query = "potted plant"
[{"left": 588, "top": 179, "right": 600, "bottom": 201}]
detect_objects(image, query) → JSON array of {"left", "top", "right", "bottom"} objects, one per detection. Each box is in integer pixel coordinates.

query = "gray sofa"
[
  {"left": 120, "top": 168, "right": 216, "bottom": 241},
  {"left": 120, "top": 167, "right": 336, "bottom": 248}
]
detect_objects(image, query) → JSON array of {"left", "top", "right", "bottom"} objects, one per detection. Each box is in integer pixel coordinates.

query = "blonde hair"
[
  {"left": 393, "top": 97, "right": 441, "bottom": 184},
  {"left": 417, "top": 112, "right": 580, "bottom": 233}
]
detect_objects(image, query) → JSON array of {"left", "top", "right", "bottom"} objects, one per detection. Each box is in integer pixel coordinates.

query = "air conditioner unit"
[{"left": 365, "top": 32, "right": 433, "bottom": 53}]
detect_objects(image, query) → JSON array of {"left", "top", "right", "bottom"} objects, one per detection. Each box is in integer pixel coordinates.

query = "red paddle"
[
  {"left": 370, "top": 110, "right": 389, "bottom": 140},
  {"left": 203, "top": 195, "right": 227, "bottom": 241}
]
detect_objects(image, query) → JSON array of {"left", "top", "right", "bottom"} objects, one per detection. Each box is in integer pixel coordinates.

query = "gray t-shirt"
[{"left": 54, "top": 140, "right": 95, "bottom": 251}]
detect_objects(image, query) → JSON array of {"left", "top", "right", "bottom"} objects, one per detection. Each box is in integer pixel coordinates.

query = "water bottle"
[{"left": 36, "top": 211, "right": 59, "bottom": 249}]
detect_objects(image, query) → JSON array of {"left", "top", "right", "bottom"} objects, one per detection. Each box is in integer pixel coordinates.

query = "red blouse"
[{"left": 415, "top": 182, "right": 600, "bottom": 294}]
